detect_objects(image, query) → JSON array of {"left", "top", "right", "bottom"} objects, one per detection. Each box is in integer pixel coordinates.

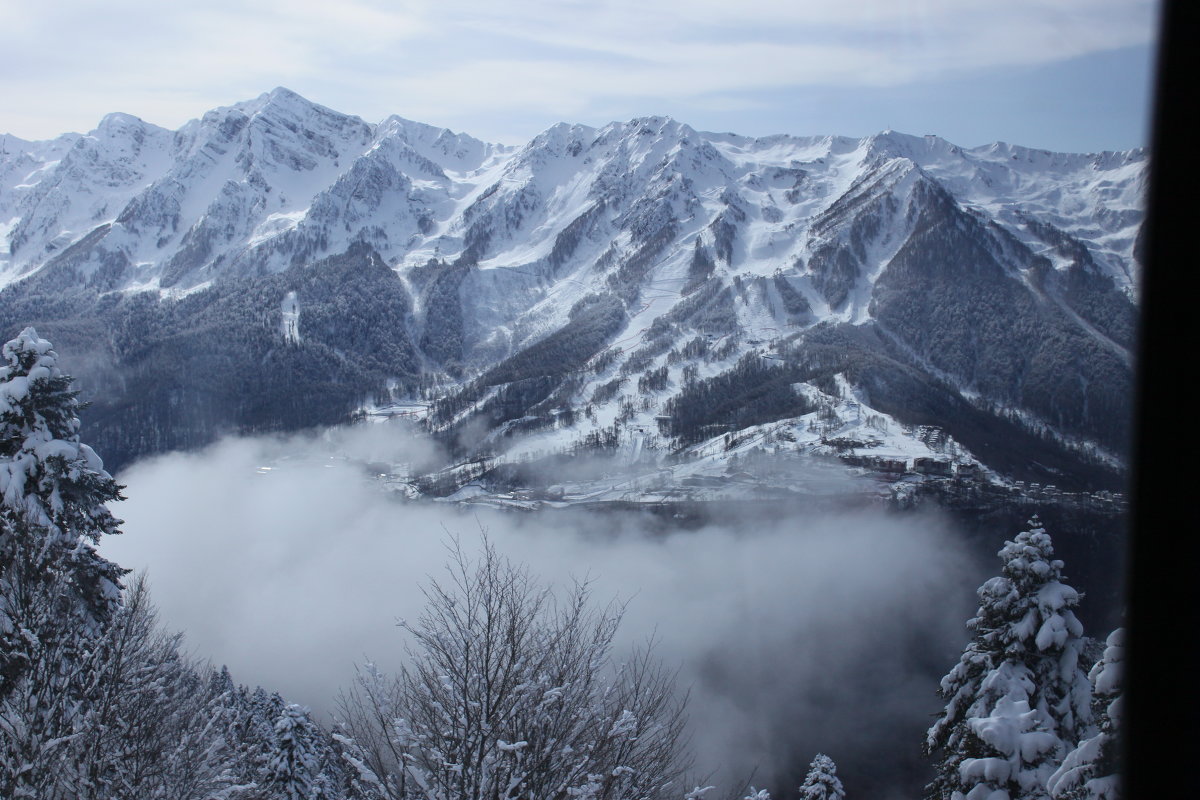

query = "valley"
[{"left": 0, "top": 89, "right": 1139, "bottom": 797}]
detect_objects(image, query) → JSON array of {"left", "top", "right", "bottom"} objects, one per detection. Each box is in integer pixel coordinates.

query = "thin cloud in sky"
[
  {"left": 0, "top": 0, "right": 1158, "bottom": 148},
  {"left": 443, "top": 0, "right": 1151, "bottom": 73}
]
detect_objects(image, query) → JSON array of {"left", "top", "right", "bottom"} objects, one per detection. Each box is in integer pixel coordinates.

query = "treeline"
[
  {"left": 764, "top": 322, "right": 1127, "bottom": 492},
  {"left": 662, "top": 353, "right": 818, "bottom": 443},
  {"left": 480, "top": 292, "right": 626, "bottom": 387},
  {"left": 1023, "top": 218, "right": 1136, "bottom": 348},
  {"left": 429, "top": 293, "right": 628, "bottom": 450}
]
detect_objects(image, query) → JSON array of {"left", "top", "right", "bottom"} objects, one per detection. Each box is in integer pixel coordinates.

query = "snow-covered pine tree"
[
  {"left": 207, "top": 669, "right": 341, "bottom": 799},
  {"left": 0, "top": 327, "right": 126, "bottom": 674},
  {"left": 0, "top": 327, "right": 127, "bottom": 798},
  {"left": 1047, "top": 628, "right": 1124, "bottom": 800},
  {"left": 798, "top": 753, "right": 845, "bottom": 800},
  {"left": 924, "top": 518, "right": 1094, "bottom": 800},
  {"left": 266, "top": 703, "right": 340, "bottom": 800}
]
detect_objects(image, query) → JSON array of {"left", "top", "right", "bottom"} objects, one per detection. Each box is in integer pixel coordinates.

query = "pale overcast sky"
[{"left": 0, "top": 0, "right": 1159, "bottom": 152}]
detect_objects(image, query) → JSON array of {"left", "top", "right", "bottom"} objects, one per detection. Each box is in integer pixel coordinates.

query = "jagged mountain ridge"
[{"left": 0, "top": 88, "right": 1143, "bottom": 489}]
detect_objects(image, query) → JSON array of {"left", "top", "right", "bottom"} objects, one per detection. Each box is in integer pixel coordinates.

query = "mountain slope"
[{"left": 0, "top": 90, "right": 1143, "bottom": 491}]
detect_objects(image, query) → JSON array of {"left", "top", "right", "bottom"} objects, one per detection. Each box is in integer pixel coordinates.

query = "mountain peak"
[
  {"left": 375, "top": 115, "right": 495, "bottom": 171},
  {"left": 266, "top": 85, "right": 303, "bottom": 102},
  {"left": 231, "top": 87, "right": 357, "bottom": 128},
  {"left": 0, "top": 91, "right": 1145, "bottom": 305},
  {"left": 90, "top": 112, "right": 165, "bottom": 143},
  {"left": 95, "top": 111, "right": 146, "bottom": 129},
  {"left": 524, "top": 121, "right": 598, "bottom": 154},
  {"left": 630, "top": 115, "right": 693, "bottom": 137},
  {"left": 864, "top": 130, "right": 961, "bottom": 162},
  {"left": 258, "top": 86, "right": 317, "bottom": 110}
]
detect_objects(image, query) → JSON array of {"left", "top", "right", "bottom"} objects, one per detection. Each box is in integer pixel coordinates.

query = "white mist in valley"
[{"left": 101, "top": 425, "right": 983, "bottom": 793}]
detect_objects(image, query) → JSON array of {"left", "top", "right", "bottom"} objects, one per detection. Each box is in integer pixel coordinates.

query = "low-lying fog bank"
[{"left": 99, "top": 429, "right": 1021, "bottom": 796}]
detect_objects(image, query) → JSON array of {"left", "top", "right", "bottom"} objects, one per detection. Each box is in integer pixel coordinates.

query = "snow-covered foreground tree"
[
  {"left": 730, "top": 753, "right": 846, "bottom": 800},
  {"left": 1047, "top": 629, "right": 1123, "bottom": 800},
  {"left": 798, "top": 754, "right": 845, "bottom": 800},
  {"left": 336, "top": 538, "right": 690, "bottom": 800},
  {"left": 924, "top": 518, "right": 1094, "bottom": 800},
  {"left": 0, "top": 327, "right": 128, "bottom": 797},
  {"left": 0, "top": 327, "right": 126, "bottom": 696},
  {"left": 0, "top": 328, "right": 343, "bottom": 798}
]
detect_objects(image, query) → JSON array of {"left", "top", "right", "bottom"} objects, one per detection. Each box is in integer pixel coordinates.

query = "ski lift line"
[
  {"left": 540, "top": 279, "right": 591, "bottom": 302},
  {"left": 612, "top": 329, "right": 648, "bottom": 347}
]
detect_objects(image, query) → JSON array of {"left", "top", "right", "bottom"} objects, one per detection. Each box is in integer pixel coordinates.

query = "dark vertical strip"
[{"left": 1128, "top": 1, "right": 1198, "bottom": 796}]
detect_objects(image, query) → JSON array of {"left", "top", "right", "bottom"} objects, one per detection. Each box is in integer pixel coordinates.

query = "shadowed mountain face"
[{"left": 0, "top": 90, "right": 1142, "bottom": 488}]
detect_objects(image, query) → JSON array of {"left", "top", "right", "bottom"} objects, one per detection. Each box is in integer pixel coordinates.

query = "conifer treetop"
[
  {"left": 799, "top": 753, "right": 846, "bottom": 800},
  {"left": 0, "top": 327, "right": 126, "bottom": 667},
  {"left": 924, "top": 518, "right": 1094, "bottom": 800},
  {"left": 968, "top": 517, "right": 1083, "bottom": 660},
  {"left": 0, "top": 326, "right": 123, "bottom": 541}
]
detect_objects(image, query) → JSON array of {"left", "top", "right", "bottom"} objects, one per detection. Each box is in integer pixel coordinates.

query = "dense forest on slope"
[{"left": 0, "top": 244, "right": 420, "bottom": 470}]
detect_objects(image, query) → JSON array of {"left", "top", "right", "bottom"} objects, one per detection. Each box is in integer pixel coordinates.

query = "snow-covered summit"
[
  {"left": 0, "top": 90, "right": 1144, "bottom": 296},
  {"left": 0, "top": 91, "right": 1143, "bottom": 488}
]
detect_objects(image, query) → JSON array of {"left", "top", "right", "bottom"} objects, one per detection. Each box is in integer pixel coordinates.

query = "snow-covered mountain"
[{"left": 0, "top": 88, "right": 1143, "bottom": 494}]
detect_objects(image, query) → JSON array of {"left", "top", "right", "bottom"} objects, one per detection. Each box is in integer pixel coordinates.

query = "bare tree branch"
[{"left": 337, "top": 536, "right": 691, "bottom": 800}]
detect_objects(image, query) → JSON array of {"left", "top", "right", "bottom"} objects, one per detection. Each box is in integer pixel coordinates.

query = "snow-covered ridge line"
[
  {"left": 0, "top": 88, "right": 1144, "bottom": 297},
  {"left": 0, "top": 89, "right": 1142, "bottom": 488}
]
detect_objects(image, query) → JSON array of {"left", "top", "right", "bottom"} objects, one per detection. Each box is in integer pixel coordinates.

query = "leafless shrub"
[{"left": 336, "top": 538, "right": 691, "bottom": 800}]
